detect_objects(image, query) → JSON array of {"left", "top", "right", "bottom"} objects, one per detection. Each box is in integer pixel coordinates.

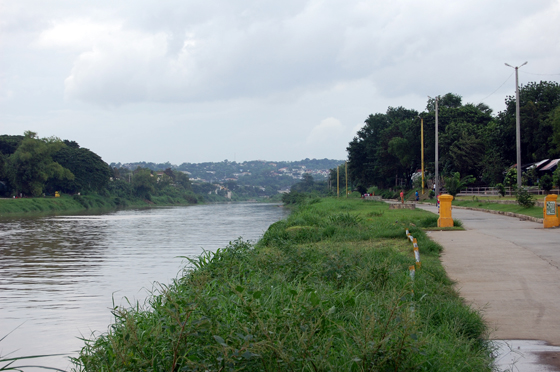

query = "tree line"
[
  {"left": 347, "top": 81, "right": 560, "bottom": 192},
  {"left": 0, "top": 132, "right": 199, "bottom": 203}
]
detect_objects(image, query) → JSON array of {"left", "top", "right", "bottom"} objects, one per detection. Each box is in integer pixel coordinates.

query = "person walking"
[
  {"left": 400, "top": 190, "right": 404, "bottom": 204},
  {"left": 415, "top": 190, "right": 419, "bottom": 201}
]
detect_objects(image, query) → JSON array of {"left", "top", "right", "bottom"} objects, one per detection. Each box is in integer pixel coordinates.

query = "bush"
[
  {"left": 366, "top": 186, "right": 379, "bottom": 195},
  {"left": 443, "top": 172, "right": 475, "bottom": 197},
  {"left": 381, "top": 190, "right": 398, "bottom": 199},
  {"left": 540, "top": 174, "right": 553, "bottom": 193},
  {"left": 73, "top": 194, "right": 90, "bottom": 209},
  {"left": 281, "top": 190, "right": 307, "bottom": 205},
  {"left": 515, "top": 187, "right": 535, "bottom": 208},
  {"left": 504, "top": 168, "right": 517, "bottom": 187},
  {"left": 495, "top": 183, "right": 506, "bottom": 197},
  {"left": 554, "top": 167, "right": 560, "bottom": 188}
]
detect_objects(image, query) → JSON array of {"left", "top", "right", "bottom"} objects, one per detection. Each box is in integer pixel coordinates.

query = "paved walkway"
[{"left": 417, "top": 204, "right": 560, "bottom": 345}]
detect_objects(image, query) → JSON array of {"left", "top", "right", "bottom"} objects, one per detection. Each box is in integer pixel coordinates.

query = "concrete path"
[{"left": 417, "top": 204, "right": 560, "bottom": 345}]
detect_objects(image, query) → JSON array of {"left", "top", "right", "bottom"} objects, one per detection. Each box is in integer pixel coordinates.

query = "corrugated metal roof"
[{"left": 540, "top": 159, "right": 560, "bottom": 171}]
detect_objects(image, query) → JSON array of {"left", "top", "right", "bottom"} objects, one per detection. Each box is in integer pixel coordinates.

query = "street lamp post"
[
  {"left": 435, "top": 97, "right": 439, "bottom": 197},
  {"left": 505, "top": 61, "right": 528, "bottom": 189},
  {"left": 419, "top": 115, "right": 425, "bottom": 194}
]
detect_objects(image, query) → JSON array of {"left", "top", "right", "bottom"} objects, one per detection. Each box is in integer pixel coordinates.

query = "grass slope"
[
  {"left": 0, "top": 194, "right": 195, "bottom": 217},
  {"left": 72, "top": 198, "right": 494, "bottom": 371}
]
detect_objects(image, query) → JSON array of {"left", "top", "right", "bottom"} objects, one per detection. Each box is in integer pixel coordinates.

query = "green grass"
[
  {"left": 0, "top": 195, "right": 86, "bottom": 216},
  {"left": 423, "top": 197, "right": 544, "bottom": 219},
  {"left": 451, "top": 200, "right": 543, "bottom": 219},
  {"left": 0, "top": 193, "right": 197, "bottom": 217},
  {"left": 71, "top": 198, "right": 494, "bottom": 371}
]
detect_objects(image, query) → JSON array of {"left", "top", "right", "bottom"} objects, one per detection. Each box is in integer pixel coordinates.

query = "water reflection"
[{"left": 0, "top": 203, "right": 288, "bottom": 371}]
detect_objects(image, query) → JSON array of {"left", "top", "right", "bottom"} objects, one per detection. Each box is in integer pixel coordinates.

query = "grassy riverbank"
[
  {"left": 0, "top": 193, "right": 197, "bottom": 217},
  {"left": 72, "top": 198, "right": 493, "bottom": 371}
]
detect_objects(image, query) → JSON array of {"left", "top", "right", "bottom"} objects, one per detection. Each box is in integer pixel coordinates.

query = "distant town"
[{"left": 110, "top": 158, "right": 345, "bottom": 198}]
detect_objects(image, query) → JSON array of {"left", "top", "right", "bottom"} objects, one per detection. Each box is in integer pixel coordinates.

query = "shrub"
[
  {"left": 515, "top": 186, "right": 535, "bottom": 208},
  {"left": 443, "top": 172, "right": 475, "bottom": 197},
  {"left": 504, "top": 168, "right": 517, "bottom": 187},
  {"left": 540, "top": 174, "right": 553, "bottom": 193},
  {"left": 281, "top": 190, "right": 307, "bottom": 205},
  {"left": 553, "top": 167, "right": 560, "bottom": 188},
  {"left": 495, "top": 183, "right": 506, "bottom": 197},
  {"left": 73, "top": 194, "right": 89, "bottom": 209}
]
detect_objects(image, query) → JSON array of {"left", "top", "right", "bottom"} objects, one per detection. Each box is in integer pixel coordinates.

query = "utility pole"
[
  {"left": 505, "top": 61, "right": 528, "bottom": 189},
  {"left": 337, "top": 166, "right": 340, "bottom": 198},
  {"left": 420, "top": 116, "right": 424, "bottom": 194},
  {"left": 345, "top": 162, "right": 348, "bottom": 198},
  {"left": 435, "top": 97, "right": 439, "bottom": 197}
]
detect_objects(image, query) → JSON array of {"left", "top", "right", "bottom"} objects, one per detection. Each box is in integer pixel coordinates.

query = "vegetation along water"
[{"left": 72, "top": 198, "right": 493, "bottom": 371}]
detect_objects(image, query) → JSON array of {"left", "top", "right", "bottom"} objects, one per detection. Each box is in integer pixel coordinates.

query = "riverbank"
[
  {"left": 0, "top": 193, "right": 200, "bottom": 217},
  {"left": 0, "top": 194, "right": 285, "bottom": 217},
  {"left": 72, "top": 198, "right": 494, "bottom": 371}
]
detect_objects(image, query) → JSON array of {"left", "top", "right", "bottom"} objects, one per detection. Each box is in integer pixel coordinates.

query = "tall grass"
[{"left": 72, "top": 198, "right": 495, "bottom": 371}]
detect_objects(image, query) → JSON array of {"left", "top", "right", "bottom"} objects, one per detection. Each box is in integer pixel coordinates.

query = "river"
[{"left": 0, "top": 203, "right": 289, "bottom": 371}]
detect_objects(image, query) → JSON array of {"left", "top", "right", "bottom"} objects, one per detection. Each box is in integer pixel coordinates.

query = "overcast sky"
[{"left": 1, "top": 0, "right": 559, "bottom": 164}]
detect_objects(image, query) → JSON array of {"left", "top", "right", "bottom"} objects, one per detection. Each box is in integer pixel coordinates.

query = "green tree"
[
  {"left": 347, "top": 106, "right": 418, "bottom": 189},
  {"left": 132, "top": 168, "right": 156, "bottom": 198},
  {"left": 174, "top": 171, "right": 191, "bottom": 190},
  {"left": 47, "top": 140, "right": 111, "bottom": 193},
  {"left": 0, "top": 134, "right": 24, "bottom": 156},
  {"left": 496, "top": 81, "right": 560, "bottom": 163},
  {"left": 553, "top": 167, "right": 560, "bottom": 188},
  {"left": 550, "top": 106, "right": 560, "bottom": 156},
  {"left": 7, "top": 131, "right": 74, "bottom": 196},
  {"left": 443, "top": 172, "right": 475, "bottom": 197}
]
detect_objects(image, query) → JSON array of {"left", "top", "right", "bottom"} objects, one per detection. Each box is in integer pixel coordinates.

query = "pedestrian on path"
[{"left": 400, "top": 190, "right": 404, "bottom": 204}]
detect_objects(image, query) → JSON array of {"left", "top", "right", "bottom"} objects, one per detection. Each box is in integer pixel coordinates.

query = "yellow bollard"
[
  {"left": 437, "top": 194, "right": 454, "bottom": 228},
  {"left": 543, "top": 194, "right": 560, "bottom": 228}
]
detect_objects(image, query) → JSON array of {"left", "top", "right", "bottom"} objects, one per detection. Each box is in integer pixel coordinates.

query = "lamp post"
[
  {"left": 505, "top": 61, "right": 528, "bottom": 189},
  {"left": 345, "top": 162, "right": 348, "bottom": 198},
  {"left": 337, "top": 166, "right": 340, "bottom": 198},
  {"left": 435, "top": 97, "right": 439, "bottom": 197},
  {"left": 419, "top": 115, "right": 424, "bottom": 194}
]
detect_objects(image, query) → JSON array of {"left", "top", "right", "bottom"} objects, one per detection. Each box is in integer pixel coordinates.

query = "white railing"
[{"left": 457, "top": 187, "right": 560, "bottom": 196}]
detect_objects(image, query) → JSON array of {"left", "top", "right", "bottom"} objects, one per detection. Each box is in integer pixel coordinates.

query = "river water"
[{"left": 0, "top": 203, "right": 288, "bottom": 371}]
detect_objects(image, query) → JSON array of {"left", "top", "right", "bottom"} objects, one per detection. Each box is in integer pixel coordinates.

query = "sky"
[{"left": 1, "top": 0, "right": 560, "bottom": 165}]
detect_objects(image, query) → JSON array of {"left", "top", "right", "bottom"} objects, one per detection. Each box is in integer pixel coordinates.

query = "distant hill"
[
  {"left": 110, "top": 158, "right": 345, "bottom": 197},
  {"left": 110, "top": 158, "right": 345, "bottom": 182}
]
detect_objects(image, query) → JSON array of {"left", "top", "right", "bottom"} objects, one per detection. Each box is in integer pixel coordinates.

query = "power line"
[
  {"left": 476, "top": 69, "right": 560, "bottom": 107},
  {"left": 477, "top": 71, "right": 514, "bottom": 104}
]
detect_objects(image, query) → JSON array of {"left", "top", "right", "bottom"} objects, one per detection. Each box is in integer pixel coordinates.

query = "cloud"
[
  {"left": 2, "top": 0, "right": 560, "bottom": 164},
  {"left": 306, "top": 117, "right": 345, "bottom": 144},
  {"left": 36, "top": 20, "right": 121, "bottom": 50},
  {"left": 21, "top": 0, "right": 558, "bottom": 107}
]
